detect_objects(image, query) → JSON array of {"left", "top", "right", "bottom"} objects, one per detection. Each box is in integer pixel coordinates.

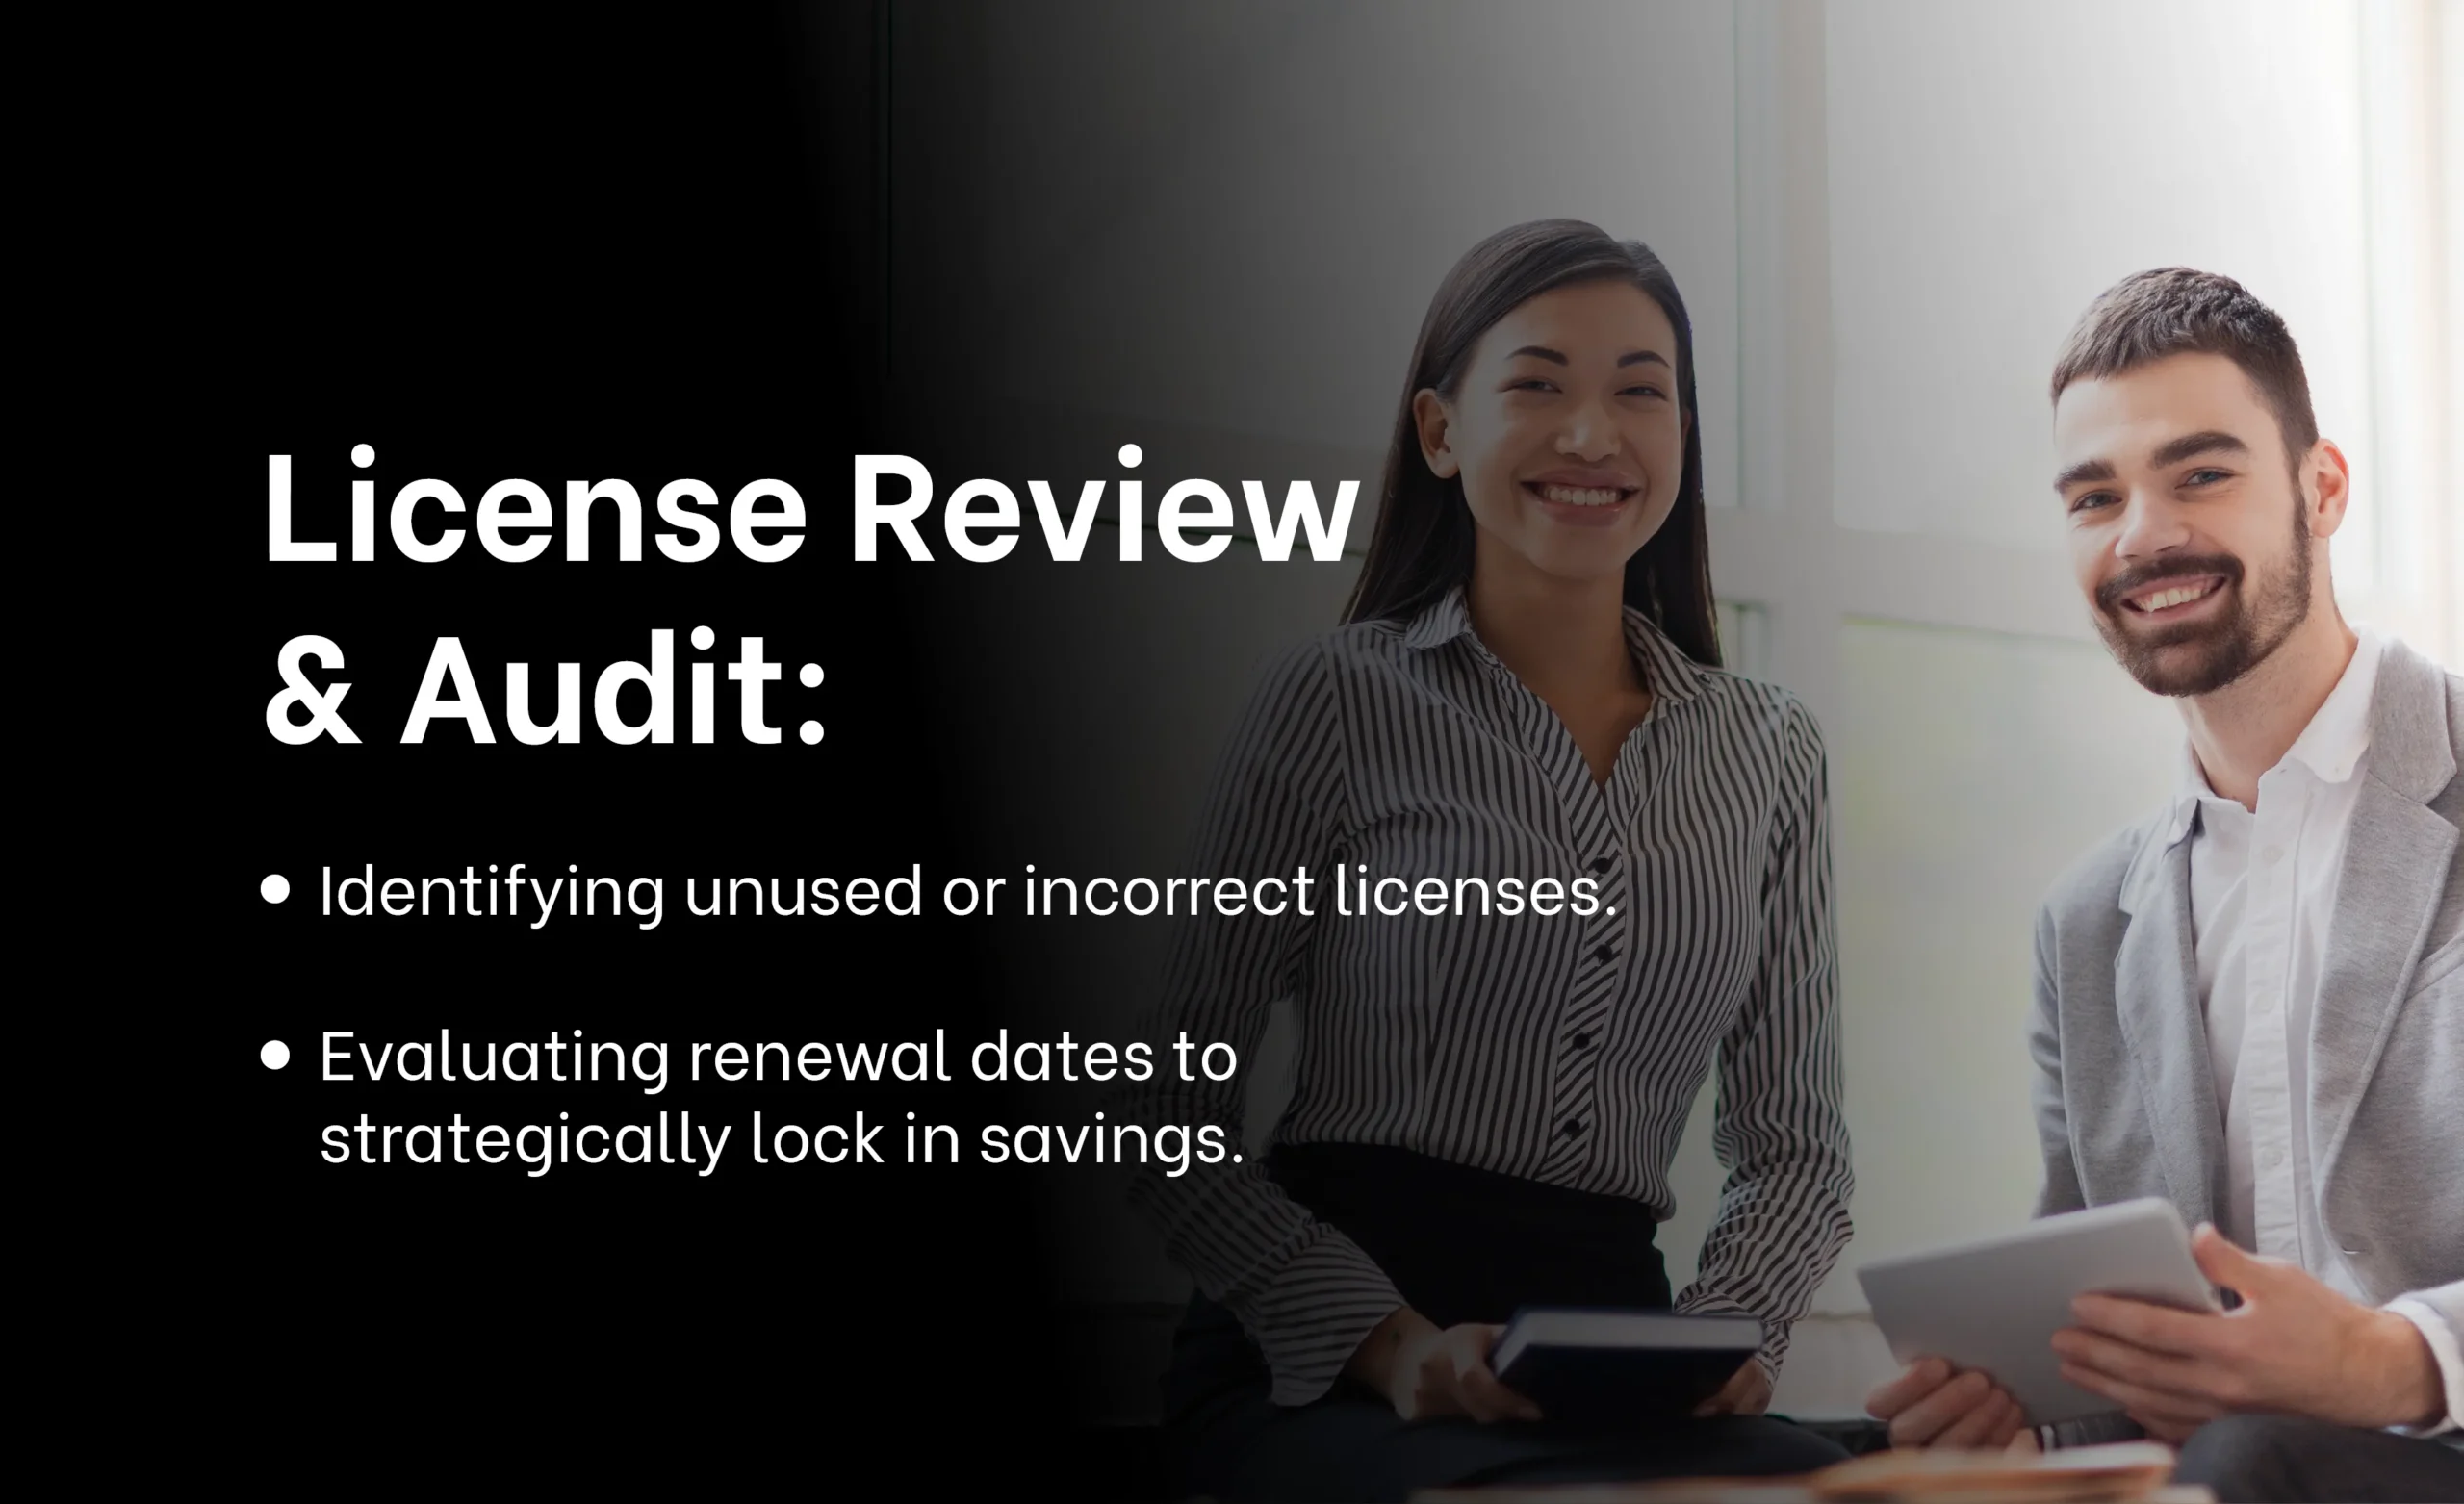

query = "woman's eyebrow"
[{"left": 1502, "top": 346, "right": 1670, "bottom": 369}]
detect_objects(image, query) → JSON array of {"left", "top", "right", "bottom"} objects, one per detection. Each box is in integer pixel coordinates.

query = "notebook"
[{"left": 1489, "top": 1308, "right": 1763, "bottom": 1424}]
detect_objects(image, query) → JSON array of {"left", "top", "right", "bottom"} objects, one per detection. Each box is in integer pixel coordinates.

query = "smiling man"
[{"left": 1865, "top": 269, "right": 2463, "bottom": 1502}]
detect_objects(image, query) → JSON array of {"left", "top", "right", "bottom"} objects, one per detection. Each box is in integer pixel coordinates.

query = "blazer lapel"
[
  {"left": 2313, "top": 641, "right": 2460, "bottom": 1180},
  {"left": 2114, "top": 825, "right": 2223, "bottom": 1229}
]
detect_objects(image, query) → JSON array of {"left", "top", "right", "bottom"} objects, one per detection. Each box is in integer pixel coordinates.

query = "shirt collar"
[
  {"left": 2165, "top": 746, "right": 2213, "bottom": 846},
  {"left": 1399, "top": 583, "right": 1706, "bottom": 705},
  {"left": 2165, "top": 625, "right": 2382, "bottom": 843},
  {"left": 1399, "top": 585, "right": 1477, "bottom": 650},
  {"left": 2282, "top": 625, "right": 2381, "bottom": 784}
]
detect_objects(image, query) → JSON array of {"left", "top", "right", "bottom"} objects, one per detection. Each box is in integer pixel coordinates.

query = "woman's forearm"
[{"left": 1345, "top": 1305, "right": 1439, "bottom": 1397}]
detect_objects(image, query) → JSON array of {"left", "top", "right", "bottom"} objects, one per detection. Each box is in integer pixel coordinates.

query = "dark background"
[{"left": 202, "top": 5, "right": 1103, "bottom": 1483}]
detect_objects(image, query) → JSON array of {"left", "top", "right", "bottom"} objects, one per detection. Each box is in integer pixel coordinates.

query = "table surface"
[{"left": 1410, "top": 1482, "right": 2216, "bottom": 1503}]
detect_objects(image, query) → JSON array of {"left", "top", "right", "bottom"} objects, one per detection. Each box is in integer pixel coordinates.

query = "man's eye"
[
  {"left": 2184, "top": 468, "right": 2228, "bottom": 486},
  {"left": 2071, "top": 492, "right": 2118, "bottom": 513}
]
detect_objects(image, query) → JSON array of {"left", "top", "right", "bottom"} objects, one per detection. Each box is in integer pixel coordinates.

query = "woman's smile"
[{"left": 1523, "top": 469, "right": 1642, "bottom": 527}]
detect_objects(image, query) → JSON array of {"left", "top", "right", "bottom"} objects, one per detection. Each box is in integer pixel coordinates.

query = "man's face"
[{"left": 2052, "top": 353, "right": 2318, "bottom": 698}]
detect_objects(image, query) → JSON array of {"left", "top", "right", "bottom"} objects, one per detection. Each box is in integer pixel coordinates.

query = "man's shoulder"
[
  {"left": 2445, "top": 663, "right": 2464, "bottom": 810},
  {"left": 2402, "top": 636, "right": 2464, "bottom": 759},
  {"left": 2446, "top": 660, "right": 2464, "bottom": 755},
  {"left": 2375, "top": 632, "right": 2464, "bottom": 763}
]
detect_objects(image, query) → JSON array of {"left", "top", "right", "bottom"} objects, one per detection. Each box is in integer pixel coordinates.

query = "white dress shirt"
[{"left": 2175, "top": 625, "right": 2458, "bottom": 1436}]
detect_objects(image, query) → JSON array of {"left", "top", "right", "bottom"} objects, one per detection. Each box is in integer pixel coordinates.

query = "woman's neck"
[{"left": 1464, "top": 558, "right": 1640, "bottom": 702}]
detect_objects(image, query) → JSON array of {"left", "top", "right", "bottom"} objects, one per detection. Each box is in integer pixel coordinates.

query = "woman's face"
[{"left": 1415, "top": 279, "right": 1688, "bottom": 590}]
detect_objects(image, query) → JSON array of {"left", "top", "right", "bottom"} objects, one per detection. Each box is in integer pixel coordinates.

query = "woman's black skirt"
[{"left": 1156, "top": 1141, "right": 1843, "bottom": 1502}]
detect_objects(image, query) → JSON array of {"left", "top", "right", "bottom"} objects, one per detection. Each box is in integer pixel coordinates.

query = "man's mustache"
[{"left": 2095, "top": 554, "right": 2245, "bottom": 615}]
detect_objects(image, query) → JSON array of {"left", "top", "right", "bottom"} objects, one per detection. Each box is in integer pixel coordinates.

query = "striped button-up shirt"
[{"left": 1122, "top": 584, "right": 1853, "bottom": 1406}]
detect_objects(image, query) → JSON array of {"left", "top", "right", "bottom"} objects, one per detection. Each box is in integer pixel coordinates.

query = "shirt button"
[
  {"left": 1572, "top": 1032, "right": 1594, "bottom": 1050},
  {"left": 2261, "top": 845, "right": 2283, "bottom": 865},
  {"left": 1593, "top": 944, "right": 1617, "bottom": 964},
  {"left": 1589, "top": 855, "right": 1613, "bottom": 874},
  {"left": 1562, "top": 1119, "right": 1586, "bottom": 1137}
]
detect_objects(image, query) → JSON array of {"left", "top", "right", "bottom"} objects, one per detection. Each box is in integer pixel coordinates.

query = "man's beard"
[{"left": 2093, "top": 504, "right": 2313, "bottom": 698}]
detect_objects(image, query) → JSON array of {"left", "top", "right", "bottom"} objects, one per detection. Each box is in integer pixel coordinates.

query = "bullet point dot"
[
  {"left": 261, "top": 874, "right": 291, "bottom": 904},
  {"left": 262, "top": 1040, "right": 291, "bottom": 1070},
  {"left": 800, "top": 721, "right": 824, "bottom": 745},
  {"left": 800, "top": 663, "right": 824, "bottom": 688}
]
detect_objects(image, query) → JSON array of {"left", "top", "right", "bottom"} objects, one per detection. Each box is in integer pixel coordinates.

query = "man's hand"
[
  {"left": 1865, "top": 1357, "right": 2033, "bottom": 1449},
  {"left": 1694, "top": 1356, "right": 1774, "bottom": 1416},
  {"left": 1346, "top": 1307, "right": 1543, "bottom": 1423},
  {"left": 2053, "top": 1223, "right": 2444, "bottom": 1434}
]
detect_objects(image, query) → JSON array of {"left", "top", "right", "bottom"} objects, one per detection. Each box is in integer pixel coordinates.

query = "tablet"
[{"left": 1855, "top": 1197, "right": 2221, "bottom": 1426}]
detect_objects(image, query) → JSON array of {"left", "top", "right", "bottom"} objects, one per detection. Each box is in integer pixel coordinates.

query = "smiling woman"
[{"left": 1112, "top": 220, "right": 1856, "bottom": 1501}]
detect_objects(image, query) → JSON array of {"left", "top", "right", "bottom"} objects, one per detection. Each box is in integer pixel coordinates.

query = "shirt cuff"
[
  {"left": 1225, "top": 1236, "right": 1407, "bottom": 1408},
  {"left": 2385, "top": 1299, "right": 2461, "bottom": 1437},
  {"left": 1673, "top": 1287, "right": 1791, "bottom": 1385}
]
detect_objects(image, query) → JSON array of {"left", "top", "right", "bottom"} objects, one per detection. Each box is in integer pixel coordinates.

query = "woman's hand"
[
  {"left": 1347, "top": 1307, "right": 1543, "bottom": 1423},
  {"left": 1693, "top": 1356, "right": 1774, "bottom": 1415}
]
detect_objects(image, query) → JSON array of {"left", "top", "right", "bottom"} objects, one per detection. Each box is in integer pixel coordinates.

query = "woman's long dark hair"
[{"left": 1340, "top": 219, "right": 1720, "bottom": 668}]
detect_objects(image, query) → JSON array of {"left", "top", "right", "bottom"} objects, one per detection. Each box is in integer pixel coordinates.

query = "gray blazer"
[{"left": 2030, "top": 636, "right": 2463, "bottom": 1446}]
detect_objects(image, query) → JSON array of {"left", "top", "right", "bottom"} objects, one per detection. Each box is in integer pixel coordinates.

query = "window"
[{"left": 887, "top": 0, "right": 2464, "bottom": 1416}]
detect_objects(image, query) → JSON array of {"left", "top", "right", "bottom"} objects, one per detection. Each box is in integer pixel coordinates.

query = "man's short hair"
[{"left": 2049, "top": 268, "right": 2319, "bottom": 466}]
